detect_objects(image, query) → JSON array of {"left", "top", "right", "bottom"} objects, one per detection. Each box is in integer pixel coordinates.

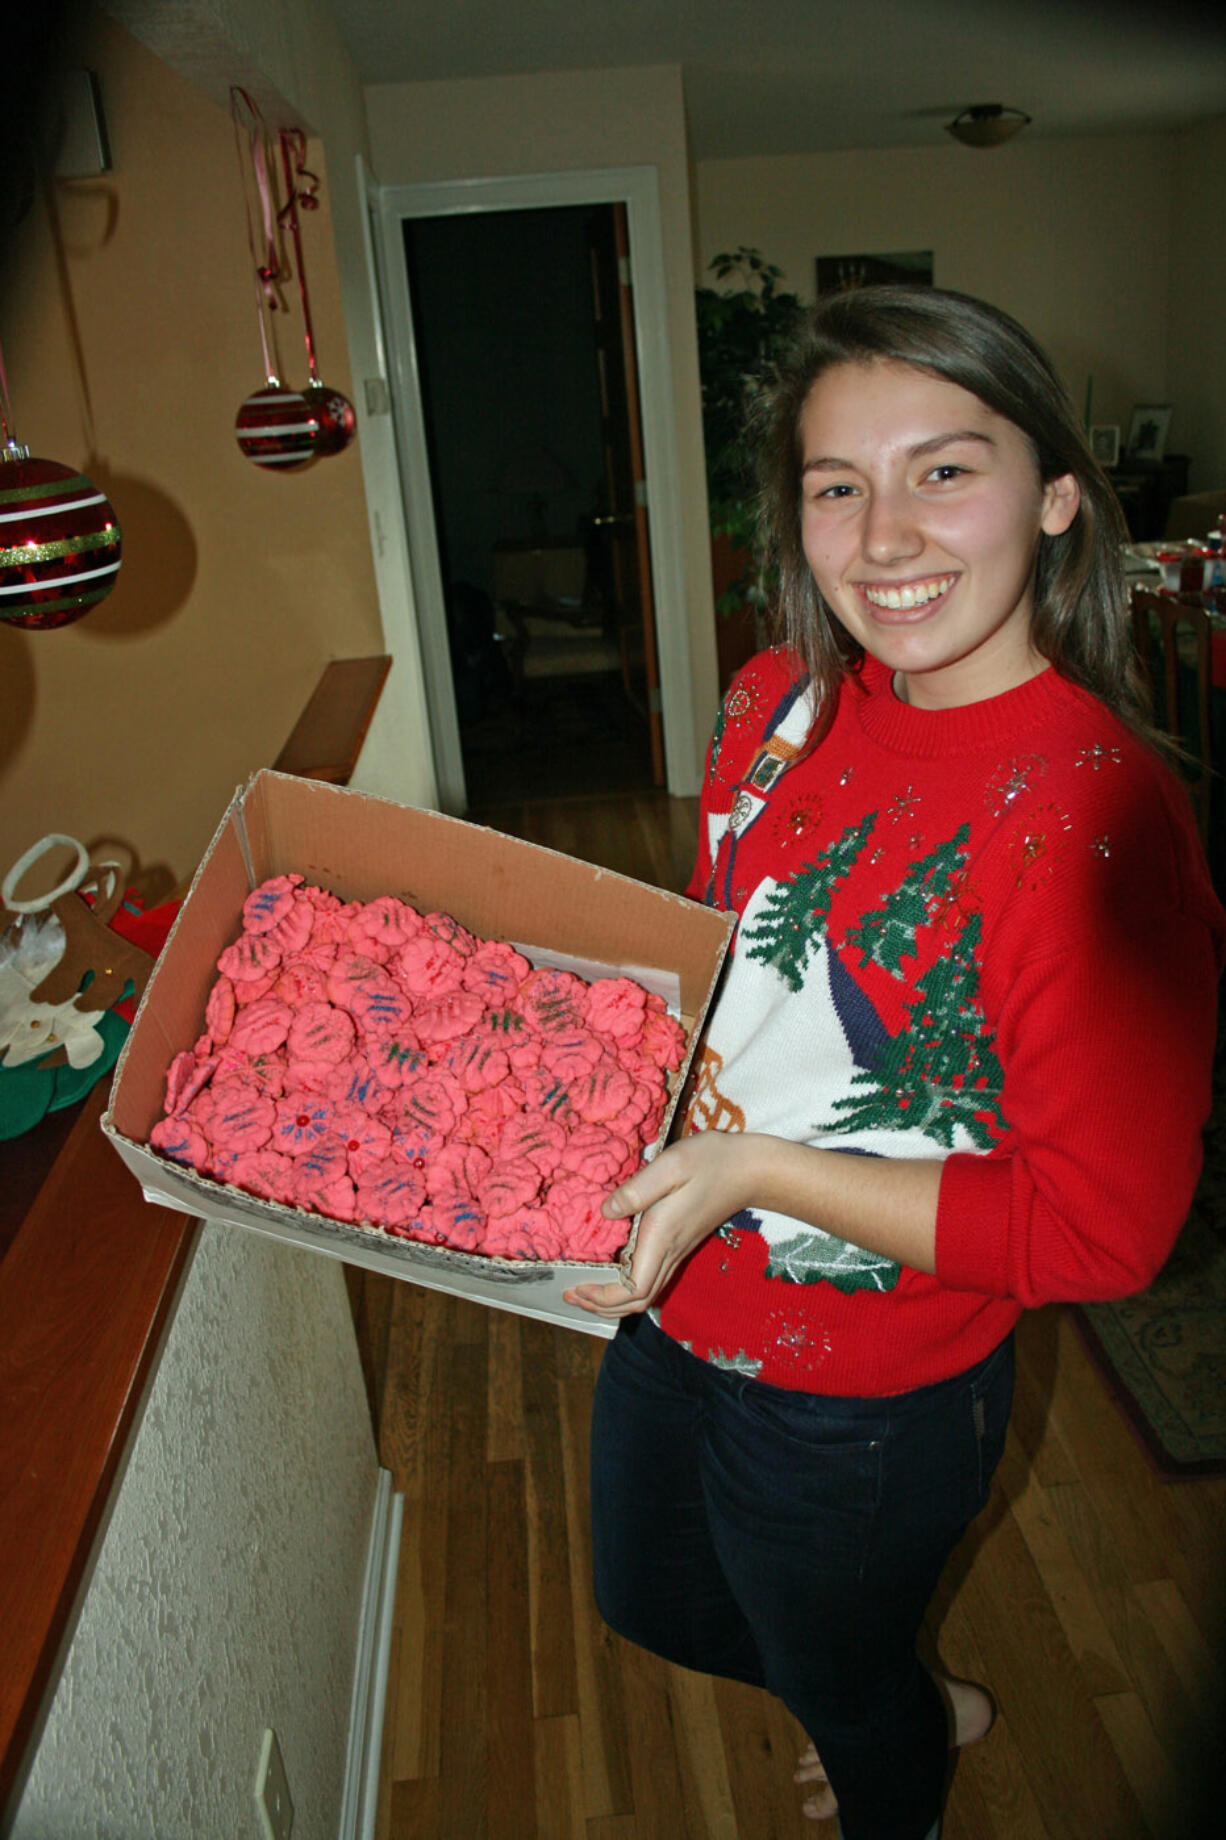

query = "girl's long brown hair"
[{"left": 753, "top": 285, "right": 1157, "bottom": 751}]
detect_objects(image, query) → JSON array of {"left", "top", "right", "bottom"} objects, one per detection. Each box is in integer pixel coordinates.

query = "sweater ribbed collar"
[{"left": 852, "top": 655, "right": 1078, "bottom": 759}]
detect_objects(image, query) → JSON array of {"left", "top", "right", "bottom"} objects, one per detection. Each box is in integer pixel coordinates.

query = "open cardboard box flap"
[{"left": 103, "top": 772, "right": 733, "bottom": 1335}]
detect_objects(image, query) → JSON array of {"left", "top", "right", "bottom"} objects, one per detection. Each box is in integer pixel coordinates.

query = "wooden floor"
[{"left": 348, "top": 789, "right": 1226, "bottom": 1840}]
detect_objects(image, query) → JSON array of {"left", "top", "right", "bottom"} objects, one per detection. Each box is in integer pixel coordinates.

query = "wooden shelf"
[{"left": 273, "top": 655, "right": 392, "bottom": 785}]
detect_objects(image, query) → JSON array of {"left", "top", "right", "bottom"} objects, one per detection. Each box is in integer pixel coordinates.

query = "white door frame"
[{"left": 375, "top": 166, "right": 696, "bottom": 813}]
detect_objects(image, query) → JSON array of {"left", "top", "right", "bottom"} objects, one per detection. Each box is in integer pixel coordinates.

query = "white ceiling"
[{"left": 329, "top": 0, "right": 1226, "bottom": 160}]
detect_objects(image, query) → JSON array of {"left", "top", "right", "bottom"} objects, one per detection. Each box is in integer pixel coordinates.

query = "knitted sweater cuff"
[{"left": 935, "top": 1154, "right": 1014, "bottom": 1296}]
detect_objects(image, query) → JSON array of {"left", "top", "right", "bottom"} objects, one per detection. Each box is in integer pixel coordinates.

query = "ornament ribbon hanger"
[{"left": 277, "top": 128, "right": 355, "bottom": 456}]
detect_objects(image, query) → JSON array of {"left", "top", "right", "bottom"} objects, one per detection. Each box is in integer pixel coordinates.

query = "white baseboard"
[{"left": 338, "top": 1468, "right": 403, "bottom": 1840}]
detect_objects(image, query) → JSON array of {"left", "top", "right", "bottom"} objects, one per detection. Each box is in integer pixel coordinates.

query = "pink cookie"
[
  {"left": 150, "top": 1116, "right": 210, "bottom": 1170},
  {"left": 296, "top": 1171, "right": 357, "bottom": 1222},
  {"left": 198, "top": 1082, "right": 276, "bottom": 1153},
  {"left": 224, "top": 1149, "right": 298, "bottom": 1204},
  {"left": 426, "top": 1141, "right": 492, "bottom": 1200},
  {"left": 413, "top": 989, "right": 486, "bottom": 1048},
  {"left": 541, "top": 1028, "right": 603, "bottom": 1082},
  {"left": 346, "top": 895, "right": 422, "bottom": 950},
  {"left": 231, "top": 971, "right": 280, "bottom": 1007},
  {"left": 571, "top": 1055, "right": 636, "bottom": 1124},
  {"left": 585, "top": 976, "right": 648, "bottom": 1047},
  {"left": 229, "top": 996, "right": 293, "bottom": 1057},
  {"left": 211, "top": 1045, "right": 286, "bottom": 1098},
  {"left": 423, "top": 911, "right": 476, "bottom": 958},
  {"left": 498, "top": 1111, "right": 567, "bottom": 1177},
  {"left": 477, "top": 1156, "right": 542, "bottom": 1218},
  {"left": 204, "top": 976, "right": 236, "bottom": 1045},
  {"left": 478, "top": 1007, "right": 541, "bottom": 1072},
  {"left": 165, "top": 1048, "right": 217, "bottom": 1116},
  {"left": 310, "top": 900, "right": 362, "bottom": 947},
  {"left": 544, "top": 1174, "right": 626, "bottom": 1260},
  {"left": 642, "top": 1009, "right": 688, "bottom": 1072},
  {"left": 326, "top": 953, "right": 392, "bottom": 1011},
  {"left": 442, "top": 1032, "right": 511, "bottom": 1094},
  {"left": 517, "top": 1068, "right": 574, "bottom": 1127},
  {"left": 421, "top": 1196, "right": 485, "bottom": 1251},
  {"left": 242, "top": 874, "right": 302, "bottom": 935},
  {"left": 272, "top": 1094, "right": 339, "bottom": 1155},
  {"left": 355, "top": 1157, "right": 427, "bottom": 1227},
  {"left": 287, "top": 1002, "right": 356, "bottom": 1066},
  {"left": 451, "top": 1078, "right": 527, "bottom": 1149},
  {"left": 217, "top": 931, "right": 282, "bottom": 981},
  {"left": 326, "top": 1055, "right": 389, "bottom": 1115},
  {"left": 274, "top": 960, "right": 330, "bottom": 1009},
  {"left": 264, "top": 896, "right": 315, "bottom": 958},
  {"left": 390, "top": 1121, "right": 446, "bottom": 1166},
  {"left": 293, "top": 1132, "right": 350, "bottom": 1187},
  {"left": 518, "top": 966, "right": 587, "bottom": 1036},
  {"left": 392, "top": 1071, "right": 467, "bottom": 1139},
  {"left": 560, "top": 1122, "right": 639, "bottom": 1188},
  {"left": 334, "top": 1112, "right": 393, "bottom": 1177},
  {"left": 396, "top": 932, "right": 465, "bottom": 997},
  {"left": 349, "top": 976, "right": 414, "bottom": 1036},
  {"left": 366, "top": 1035, "right": 428, "bottom": 1089},
  {"left": 461, "top": 940, "right": 530, "bottom": 1001},
  {"left": 481, "top": 1207, "right": 565, "bottom": 1261}
]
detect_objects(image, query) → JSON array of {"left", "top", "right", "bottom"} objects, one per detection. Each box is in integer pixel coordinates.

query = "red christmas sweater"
[{"left": 657, "top": 648, "right": 1225, "bottom": 1394}]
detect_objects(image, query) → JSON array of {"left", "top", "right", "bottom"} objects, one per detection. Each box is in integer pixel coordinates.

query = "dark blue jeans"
[{"left": 590, "top": 1312, "right": 1014, "bottom": 1840}]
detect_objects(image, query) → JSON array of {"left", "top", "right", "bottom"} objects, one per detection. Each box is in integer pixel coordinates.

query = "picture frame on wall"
[
  {"left": 815, "top": 250, "right": 934, "bottom": 295},
  {"left": 1125, "top": 404, "right": 1172, "bottom": 464},
  {"left": 1089, "top": 425, "right": 1120, "bottom": 469}
]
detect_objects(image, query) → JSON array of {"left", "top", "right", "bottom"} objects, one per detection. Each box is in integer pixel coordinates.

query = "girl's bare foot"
[{"left": 795, "top": 1675, "right": 996, "bottom": 1821}]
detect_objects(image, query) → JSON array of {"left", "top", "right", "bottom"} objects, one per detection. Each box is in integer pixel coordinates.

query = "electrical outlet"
[{"left": 255, "top": 1727, "right": 294, "bottom": 1840}]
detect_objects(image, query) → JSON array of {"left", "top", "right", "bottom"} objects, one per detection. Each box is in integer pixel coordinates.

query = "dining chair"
[{"left": 1130, "top": 586, "right": 1213, "bottom": 845}]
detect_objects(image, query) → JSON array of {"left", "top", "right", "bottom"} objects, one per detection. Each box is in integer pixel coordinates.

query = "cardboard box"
[{"left": 103, "top": 771, "right": 733, "bottom": 1336}]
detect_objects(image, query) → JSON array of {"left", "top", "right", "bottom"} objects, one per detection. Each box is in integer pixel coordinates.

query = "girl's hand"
[{"left": 563, "top": 1133, "right": 759, "bottom": 1319}]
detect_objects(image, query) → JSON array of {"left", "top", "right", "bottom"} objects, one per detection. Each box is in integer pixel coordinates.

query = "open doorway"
[{"left": 401, "top": 202, "right": 663, "bottom": 812}]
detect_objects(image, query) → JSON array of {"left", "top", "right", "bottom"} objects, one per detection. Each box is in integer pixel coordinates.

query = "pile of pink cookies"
[{"left": 149, "top": 874, "right": 687, "bottom": 1262}]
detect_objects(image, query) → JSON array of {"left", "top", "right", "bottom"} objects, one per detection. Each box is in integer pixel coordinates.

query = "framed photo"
[
  {"left": 816, "top": 250, "right": 934, "bottom": 296},
  {"left": 1126, "top": 404, "right": 1172, "bottom": 463},
  {"left": 1089, "top": 424, "right": 1120, "bottom": 468}
]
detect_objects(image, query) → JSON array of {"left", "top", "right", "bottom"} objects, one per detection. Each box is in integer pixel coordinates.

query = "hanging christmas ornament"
[
  {"left": 230, "top": 90, "right": 323, "bottom": 473},
  {"left": 278, "top": 128, "right": 356, "bottom": 458},
  {"left": 0, "top": 342, "right": 122, "bottom": 631}
]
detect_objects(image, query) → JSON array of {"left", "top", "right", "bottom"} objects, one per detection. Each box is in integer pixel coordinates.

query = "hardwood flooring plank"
[
  {"left": 488, "top": 1458, "right": 536, "bottom": 1839},
  {"left": 1132, "top": 1576, "right": 1225, "bottom": 1745},
  {"left": 522, "top": 1322, "right": 579, "bottom": 1721},
  {"left": 954, "top": 1502, "right": 1152, "bottom": 1839},
  {"left": 487, "top": 1306, "right": 527, "bottom": 1464},
  {"left": 1094, "top": 1691, "right": 1167, "bottom": 1840},
  {"left": 438, "top": 1338, "right": 489, "bottom": 1837},
  {"left": 557, "top": 1371, "right": 634, "bottom": 1820},
  {"left": 614, "top": 1634, "right": 691, "bottom": 1837},
  {"left": 1007, "top": 1466, "right": 1130, "bottom": 1697},
  {"left": 534, "top": 1712, "right": 587, "bottom": 1840},
  {"left": 713, "top": 1675, "right": 814, "bottom": 1840},
  {"left": 665, "top": 1663, "right": 739, "bottom": 1840}
]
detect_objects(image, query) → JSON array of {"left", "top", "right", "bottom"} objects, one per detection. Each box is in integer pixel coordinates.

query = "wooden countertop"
[{"left": 0, "top": 1081, "right": 195, "bottom": 1812}]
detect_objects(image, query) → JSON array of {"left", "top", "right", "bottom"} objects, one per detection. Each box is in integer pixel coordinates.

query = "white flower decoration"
[{"left": 0, "top": 912, "right": 108, "bottom": 1071}]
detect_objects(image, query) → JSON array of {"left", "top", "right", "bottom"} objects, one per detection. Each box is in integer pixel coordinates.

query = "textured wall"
[{"left": 11, "top": 1225, "right": 378, "bottom": 1840}]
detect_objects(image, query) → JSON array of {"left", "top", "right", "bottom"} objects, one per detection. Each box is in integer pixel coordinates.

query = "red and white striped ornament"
[
  {"left": 0, "top": 448, "right": 123, "bottom": 630},
  {"left": 234, "top": 383, "right": 323, "bottom": 470}
]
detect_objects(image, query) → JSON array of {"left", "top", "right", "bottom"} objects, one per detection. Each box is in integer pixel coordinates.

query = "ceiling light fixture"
[{"left": 945, "top": 104, "right": 1032, "bottom": 149}]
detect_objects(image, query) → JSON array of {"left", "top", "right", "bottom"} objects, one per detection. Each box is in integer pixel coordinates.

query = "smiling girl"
[{"left": 564, "top": 286, "right": 1225, "bottom": 1839}]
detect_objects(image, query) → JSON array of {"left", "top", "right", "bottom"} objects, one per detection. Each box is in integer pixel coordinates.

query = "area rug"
[{"left": 1072, "top": 1046, "right": 1226, "bottom": 1478}]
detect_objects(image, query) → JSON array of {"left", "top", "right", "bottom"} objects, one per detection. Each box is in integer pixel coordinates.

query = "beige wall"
[
  {"left": 1169, "top": 115, "right": 1226, "bottom": 493},
  {"left": 0, "top": 8, "right": 385, "bottom": 889},
  {"left": 695, "top": 133, "right": 1179, "bottom": 446},
  {"left": 364, "top": 64, "right": 719, "bottom": 787}
]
